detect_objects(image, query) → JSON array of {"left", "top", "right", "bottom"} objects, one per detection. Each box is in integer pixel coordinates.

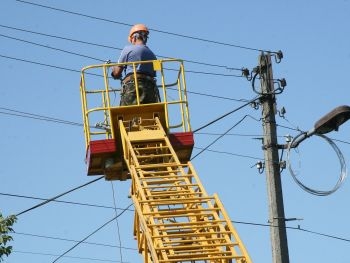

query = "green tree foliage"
[{"left": 0, "top": 213, "right": 17, "bottom": 262}]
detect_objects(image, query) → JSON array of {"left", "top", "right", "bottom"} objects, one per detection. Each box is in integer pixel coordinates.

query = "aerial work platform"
[
  {"left": 80, "top": 59, "right": 194, "bottom": 180},
  {"left": 79, "top": 59, "right": 252, "bottom": 262}
]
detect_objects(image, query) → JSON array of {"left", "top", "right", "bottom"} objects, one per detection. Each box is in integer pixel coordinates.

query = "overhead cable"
[
  {"left": 52, "top": 203, "right": 133, "bottom": 263},
  {"left": 0, "top": 33, "right": 105, "bottom": 62},
  {"left": 0, "top": 54, "right": 81, "bottom": 74},
  {"left": 0, "top": 24, "right": 244, "bottom": 71},
  {"left": 14, "top": 0, "right": 276, "bottom": 54},
  {"left": 193, "top": 96, "right": 261, "bottom": 133},
  {"left": 195, "top": 147, "right": 262, "bottom": 161},
  {"left": 191, "top": 115, "right": 251, "bottom": 160},
  {"left": 0, "top": 192, "right": 133, "bottom": 211},
  {"left": 0, "top": 107, "right": 83, "bottom": 127},
  {"left": 14, "top": 221, "right": 350, "bottom": 250},
  {"left": 0, "top": 24, "right": 121, "bottom": 50},
  {"left": 14, "top": 250, "right": 125, "bottom": 263},
  {"left": 0, "top": 53, "right": 243, "bottom": 78},
  {"left": 16, "top": 176, "right": 103, "bottom": 216},
  {"left": 232, "top": 220, "right": 350, "bottom": 243},
  {"left": 14, "top": 231, "right": 137, "bottom": 250},
  {"left": 110, "top": 183, "right": 123, "bottom": 263}
]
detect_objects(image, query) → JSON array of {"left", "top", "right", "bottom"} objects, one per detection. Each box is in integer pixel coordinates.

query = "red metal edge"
[
  {"left": 85, "top": 139, "right": 117, "bottom": 175},
  {"left": 169, "top": 132, "right": 194, "bottom": 147},
  {"left": 89, "top": 139, "right": 117, "bottom": 154}
]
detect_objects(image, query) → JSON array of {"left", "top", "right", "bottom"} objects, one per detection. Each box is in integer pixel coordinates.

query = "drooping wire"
[
  {"left": 0, "top": 192, "right": 134, "bottom": 211},
  {"left": 52, "top": 203, "right": 133, "bottom": 263},
  {"left": 13, "top": 221, "right": 350, "bottom": 249},
  {"left": 110, "top": 183, "right": 123, "bottom": 263},
  {"left": 194, "top": 146, "right": 262, "bottom": 161},
  {"left": 0, "top": 33, "right": 105, "bottom": 62},
  {"left": 193, "top": 96, "right": 261, "bottom": 133},
  {"left": 0, "top": 54, "right": 82, "bottom": 74},
  {"left": 13, "top": 250, "right": 125, "bottom": 262},
  {"left": 14, "top": 231, "right": 137, "bottom": 250},
  {"left": 0, "top": 24, "right": 245, "bottom": 72},
  {"left": 185, "top": 69, "right": 244, "bottom": 78},
  {"left": 16, "top": 176, "right": 103, "bottom": 216},
  {"left": 0, "top": 53, "right": 244, "bottom": 78},
  {"left": 250, "top": 62, "right": 286, "bottom": 96},
  {"left": 232, "top": 220, "right": 350, "bottom": 243},
  {"left": 0, "top": 24, "right": 121, "bottom": 50},
  {"left": 0, "top": 107, "right": 83, "bottom": 127},
  {"left": 191, "top": 115, "right": 250, "bottom": 160},
  {"left": 14, "top": 0, "right": 278, "bottom": 54},
  {"left": 287, "top": 133, "right": 348, "bottom": 196}
]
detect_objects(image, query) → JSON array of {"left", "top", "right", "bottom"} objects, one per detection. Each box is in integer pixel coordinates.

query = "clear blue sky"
[{"left": 1, "top": 0, "right": 350, "bottom": 262}]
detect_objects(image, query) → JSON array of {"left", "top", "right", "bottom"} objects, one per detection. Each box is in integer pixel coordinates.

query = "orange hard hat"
[{"left": 128, "top": 24, "right": 149, "bottom": 43}]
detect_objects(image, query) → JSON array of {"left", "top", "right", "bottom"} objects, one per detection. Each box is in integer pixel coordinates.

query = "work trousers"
[{"left": 120, "top": 78, "right": 160, "bottom": 106}]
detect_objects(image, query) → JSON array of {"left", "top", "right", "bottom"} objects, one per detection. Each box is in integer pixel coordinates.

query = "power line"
[
  {"left": 110, "top": 183, "right": 123, "bottom": 263},
  {"left": 332, "top": 138, "right": 350, "bottom": 145},
  {"left": 13, "top": 220, "right": 350, "bottom": 255},
  {"left": 0, "top": 53, "right": 244, "bottom": 78},
  {"left": 52, "top": 204, "right": 133, "bottom": 263},
  {"left": 0, "top": 53, "right": 81, "bottom": 74},
  {"left": 193, "top": 96, "right": 261, "bottom": 133},
  {"left": 295, "top": 226, "right": 350, "bottom": 243},
  {"left": 13, "top": 250, "right": 126, "bottom": 262},
  {"left": 0, "top": 107, "right": 83, "bottom": 127},
  {"left": 16, "top": 177, "right": 103, "bottom": 216},
  {"left": 197, "top": 132, "right": 262, "bottom": 137},
  {"left": 2, "top": 103, "right": 349, "bottom": 154},
  {"left": 0, "top": 23, "right": 246, "bottom": 71},
  {"left": 0, "top": 24, "right": 121, "bottom": 50},
  {"left": 187, "top": 91, "right": 250, "bottom": 103},
  {"left": 14, "top": 0, "right": 275, "bottom": 54},
  {"left": 14, "top": 231, "right": 137, "bottom": 250},
  {"left": 194, "top": 147, "right": 262, "bottom": 161},
  {"left": 0, "top": 192, "right": 134, "bottom": 211},
  {"left": 191, "top": 115, "right": 252, "bottom": 160},
  {"left": 233, "top": 220, "right": 350, "bottom": 243},
  {"left": 0, "top": 33, "right": 105, "bottom": 62},
  {"left": 0, "top": 106, "right": 269, "bottom": 162},
  {"left": 185, "top": 68, "right": 243, "bottom": 78},
  {"left": 0, "top": 24, "right": 246, "bottom": 71},
  {"left": 0, "top": 103, "right": 262, "bottom": 135},
  {"left": 277, "top": 123, "right": 304, "bottom": 132}
]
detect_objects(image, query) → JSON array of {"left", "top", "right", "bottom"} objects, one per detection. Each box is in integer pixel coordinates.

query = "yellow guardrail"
[{"left": 80, "top": 59, "right": 191, "bottom": 149}]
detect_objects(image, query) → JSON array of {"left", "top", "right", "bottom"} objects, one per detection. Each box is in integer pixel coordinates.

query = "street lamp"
[
  {"left": 314, "top": 105, "right": 350, "bottom": 134},
  {"left": 290, "top": 105, "right": 350, "bottom": 148}
]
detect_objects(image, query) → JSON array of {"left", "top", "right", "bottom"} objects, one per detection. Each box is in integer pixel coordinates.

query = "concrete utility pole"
[{"left": 259, "top": 53, "right": 290, "bottom": 263}]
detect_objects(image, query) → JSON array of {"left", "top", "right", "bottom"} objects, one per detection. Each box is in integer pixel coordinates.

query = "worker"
[{"left": 111, "top": 23, "right": 160, "bottom": 106}]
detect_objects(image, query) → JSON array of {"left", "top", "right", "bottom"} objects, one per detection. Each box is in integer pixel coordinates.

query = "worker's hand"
[
  {"left": 111, "top": 66, "right": 123, "bottom": 80},
  {"left": 111, "top": 71, "right": 121, "bottom": 80}
]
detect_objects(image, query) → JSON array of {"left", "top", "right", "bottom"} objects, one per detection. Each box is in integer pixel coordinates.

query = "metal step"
[{"left": 119, "top": 117, "right": 252, "bottom": 263}]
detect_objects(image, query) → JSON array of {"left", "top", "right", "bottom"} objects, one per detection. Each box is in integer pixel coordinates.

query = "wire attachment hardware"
[
  {"left": 252, "top": 161, "right": 265, "bottom": 174},
  {"left": 273, "top": 50, "right": 284, "bottom": 63}
]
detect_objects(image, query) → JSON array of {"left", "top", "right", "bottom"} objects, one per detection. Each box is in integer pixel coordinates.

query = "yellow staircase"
[{"left": 119, "top": 117, "right": 252, "bottom": 263}]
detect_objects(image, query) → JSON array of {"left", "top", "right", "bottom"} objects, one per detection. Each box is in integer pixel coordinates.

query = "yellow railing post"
[{"left": 79, "top": 59, "right": 192, "bottom": 146}]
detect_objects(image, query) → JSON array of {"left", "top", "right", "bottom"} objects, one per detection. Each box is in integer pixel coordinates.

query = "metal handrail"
[{"left": 80, "top": 59, "right": 191, "bottom": 149}]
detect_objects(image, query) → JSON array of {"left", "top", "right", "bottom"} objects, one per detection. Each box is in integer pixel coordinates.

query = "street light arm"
[
  {"left": 289, "top": 128, "right": 316, "bottom": 148},
  {"left": 286, "top": 105, "right": 350, "bottom": 149}
]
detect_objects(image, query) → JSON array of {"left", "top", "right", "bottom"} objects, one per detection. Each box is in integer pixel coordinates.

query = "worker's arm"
[{"left": 111, "top": 66, "right": 123, "bottom": 79}]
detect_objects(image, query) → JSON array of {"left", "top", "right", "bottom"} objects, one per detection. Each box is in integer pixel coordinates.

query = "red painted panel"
[
  {"left": 86, "top": 139, "right": 117, "bottom": 176},
  {"left": 89, "top": 139, "right": 116, "bottom": 154},
  {"left": 169, "top": 132, "right": 194, "bottom": 147}
]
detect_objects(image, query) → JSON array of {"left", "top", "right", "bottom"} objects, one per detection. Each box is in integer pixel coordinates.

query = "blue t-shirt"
[{"left": 118, "top": 44, "right": 157, "bottom": 77}]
